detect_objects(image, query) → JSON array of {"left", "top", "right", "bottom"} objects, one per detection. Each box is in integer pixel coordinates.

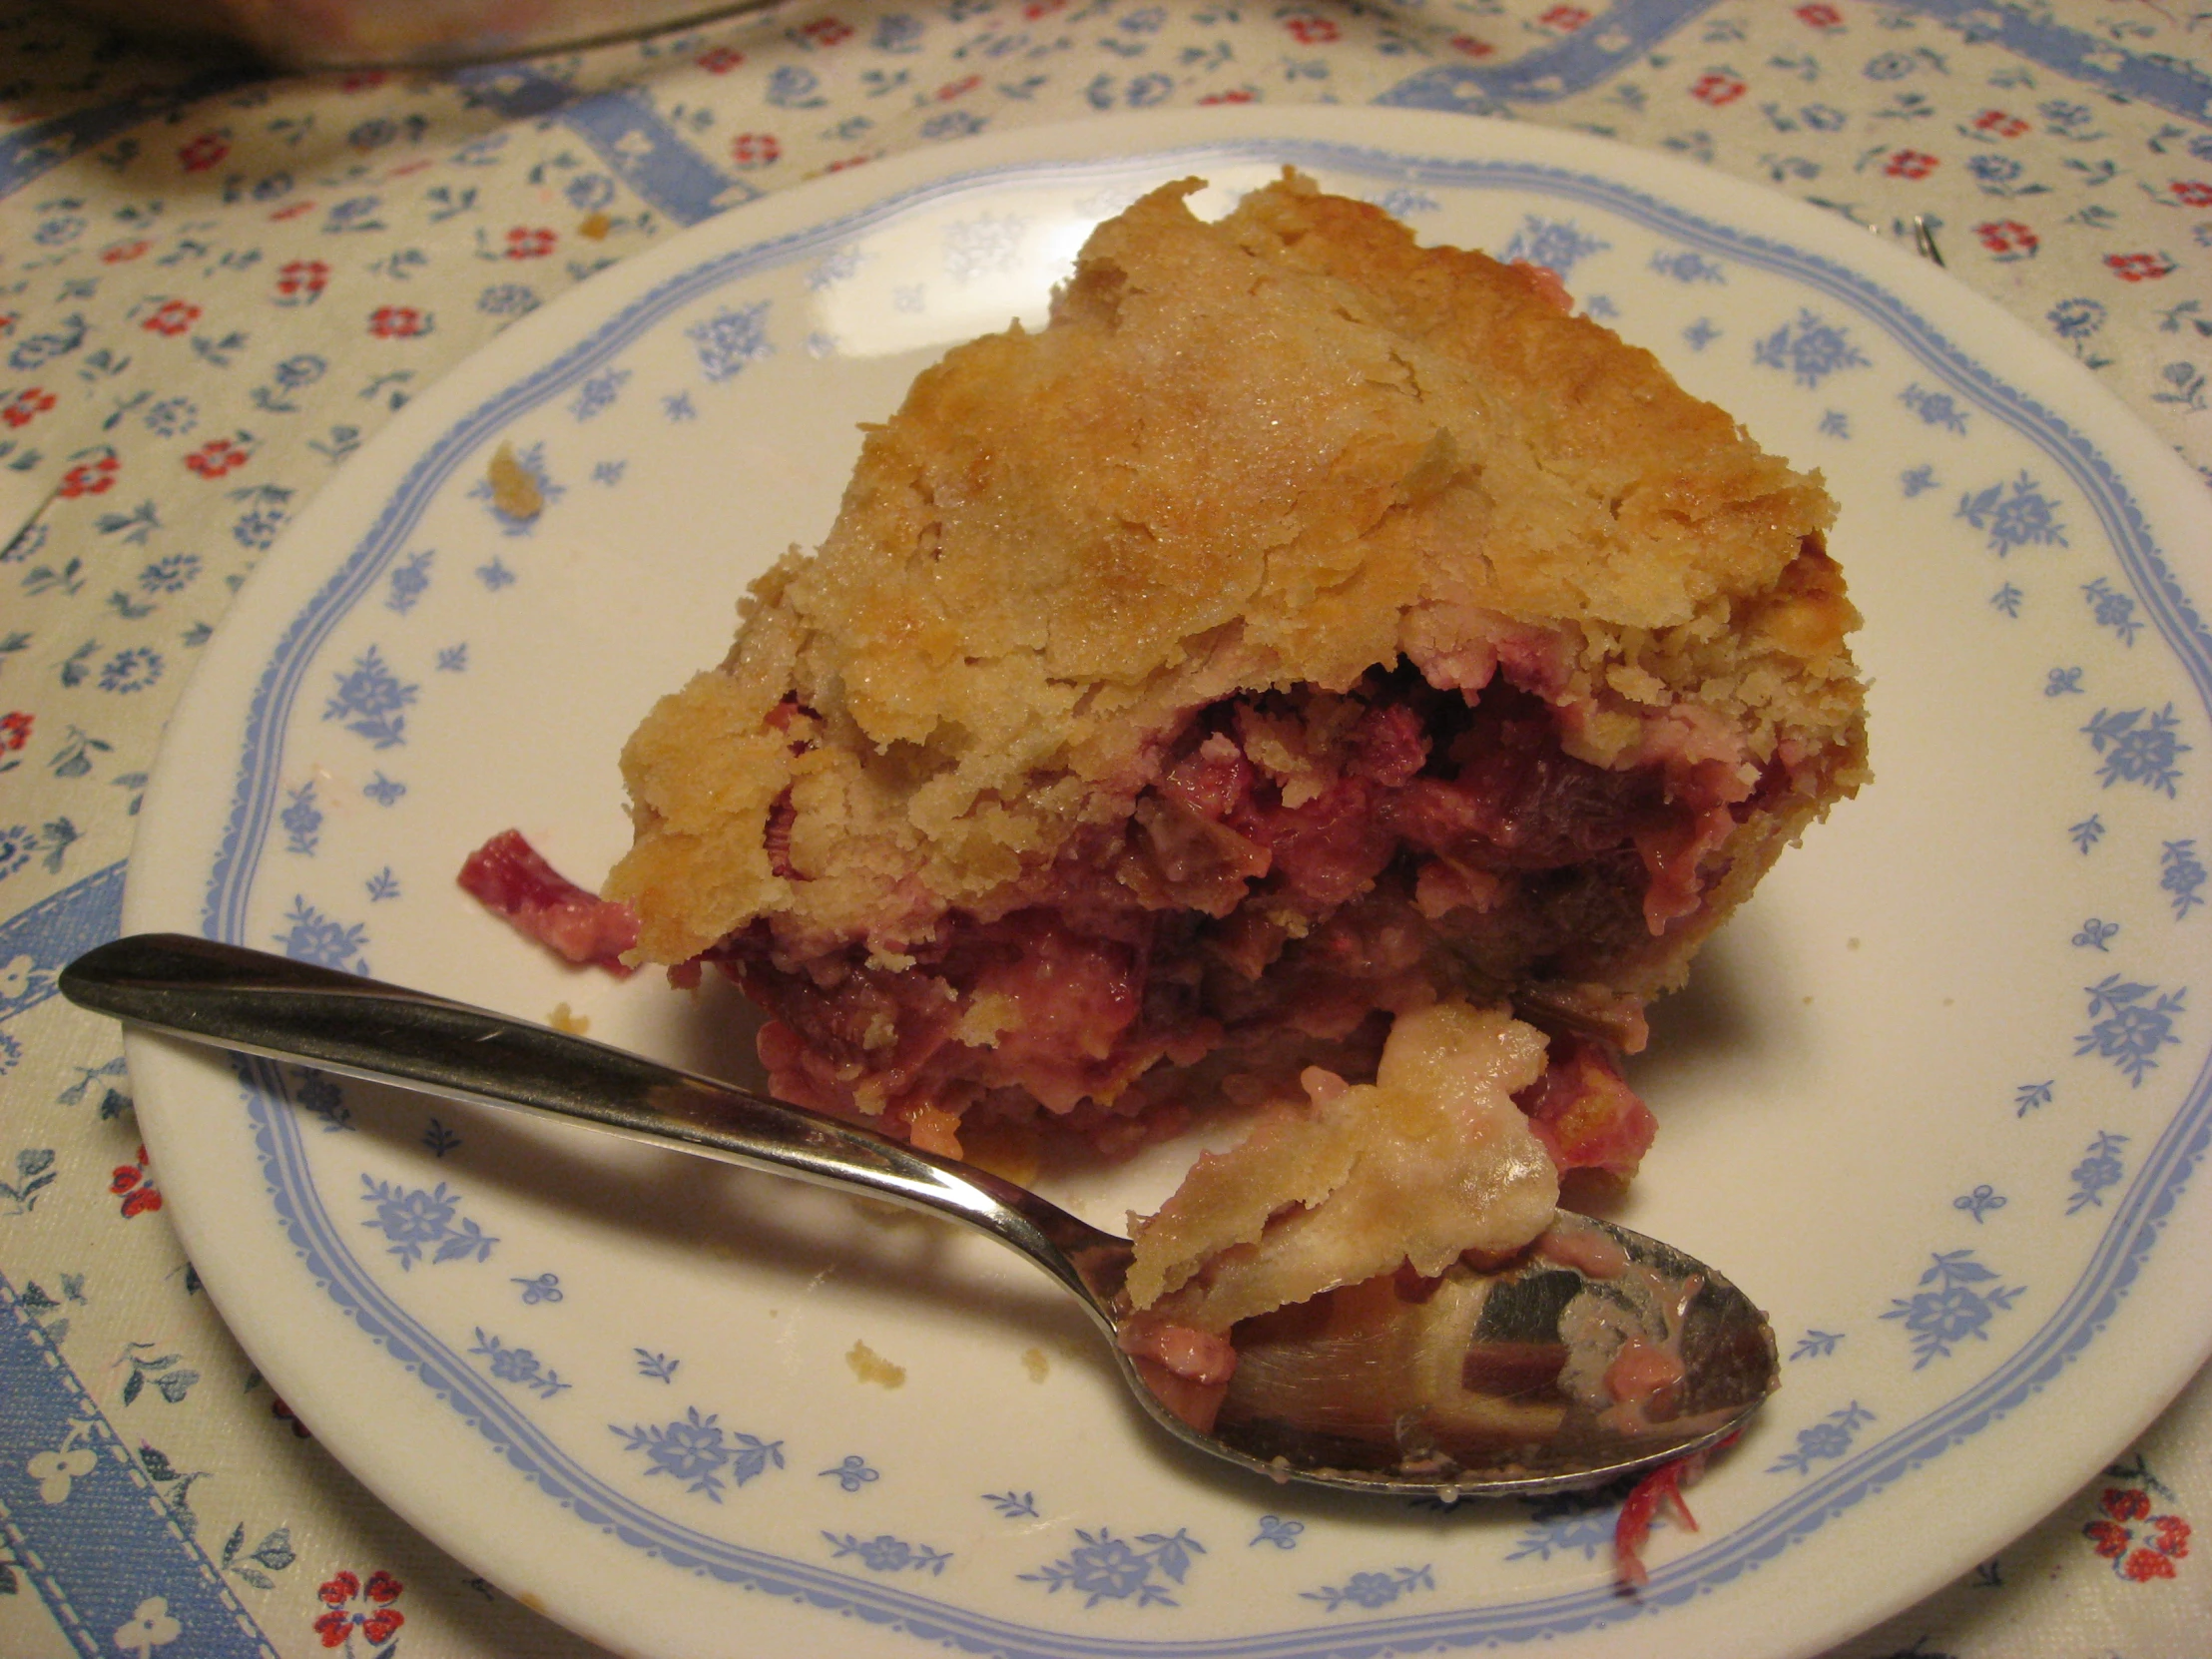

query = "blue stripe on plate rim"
[{"left": 189, "top": 139, "right": 2211, "bottom": 1654}]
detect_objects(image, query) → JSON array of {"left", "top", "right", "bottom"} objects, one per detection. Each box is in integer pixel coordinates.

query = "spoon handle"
[{"left": 62, "top": 933, "right": 1130, "bottom": 1330}]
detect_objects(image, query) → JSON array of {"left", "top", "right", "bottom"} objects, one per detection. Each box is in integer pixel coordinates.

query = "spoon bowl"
[{"left": 62, "top": 932, "right": 1776, "bottom": 1499}]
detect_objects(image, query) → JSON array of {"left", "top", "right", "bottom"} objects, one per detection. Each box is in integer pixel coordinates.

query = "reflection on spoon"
[{"left": 62, "top": 932, "right": 1776, "bottom": 1499}]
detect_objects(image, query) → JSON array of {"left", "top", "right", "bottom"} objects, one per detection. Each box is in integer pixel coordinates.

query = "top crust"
[{"left": 609, "top": 172, "right": 1862, "bottom": 969}]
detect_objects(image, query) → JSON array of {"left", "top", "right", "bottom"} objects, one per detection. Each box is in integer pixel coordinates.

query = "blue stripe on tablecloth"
[
  {"left": 1377, "top": 0, "right": 2212, "bottom": 125},
  {"left": 0, "top": 1277, "right": 276, "bottom": 1659},
  {"left": 447, "top": 64, "right": 755, "bottom": 224},
  {"left": 0, "top": 859, "right": 125, "bottom": 1027}
]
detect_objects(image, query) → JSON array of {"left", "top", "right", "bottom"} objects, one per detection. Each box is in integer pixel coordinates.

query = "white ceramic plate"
[{"left": 125, "top": 107, "right": 2212, "bottom": 1659}]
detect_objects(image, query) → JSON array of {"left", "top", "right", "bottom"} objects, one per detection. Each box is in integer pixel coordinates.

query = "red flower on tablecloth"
[
  {"left": 1539, "top": 4, "right": 1591, "bottom": 29},
  {"left": 0, "top": 712, "right": 31, "bottom": 768},
  {"left": 1286, "top": 15, "right": 1341, "bottom": 44},
  {"left": 2, "top": 386, "right": 54, "bottom": 427},
  {"left": 730, "top": 132, "right": 783, "bottom": 167},
  {"left": 338, "top": 70, "right": 387, "bottom": 93},
  {"left": 272, "top": 1394, "right": 313, "bottom": 1438},
  {"left": 270, "top": 201, "right": 316, "bottom": 222},
  {"left": 1795, "top": 3, "right": 1842, "bottom": 28},
  {"left": 2105, "top": 253, "right": 2174, "bottom": 281},
  {"left": 184, "top": 435, "right": 254, "bottom": 478},
  {"left": 503, "top": 226, "right": 556, "bottom": 260},
  {"left": 2085, "top": 1480, "right": 2191, "bottom": 1582},
  {"left": 141, "top": 299, "right": 200, "bottom": 337},
  {"left": 798, "top": 16, "right": 853, "bottom": 47},
  {"left": 1975, "top": 219, "right": 2038, "bottom": 258},
  {"left": 1972, "top": 108, "right": 2028, "bottom": 139},
  {"left": 100, "top": 239, "right": 150, "bottom": 265},
  {"left": 697, "top": 44, "right": 745, "bottom": 72},
  {"left": 177, "top": 131, "right": 229, "bottom": 172},
  {"left": 1691, "top": 72, "right": 1746, "bottom": 106},
  {"left": 1200, "top": 88, "right": 1258, "bottom": 103},
  {"left": 58, "top": 450, "right": 119, "bottom": 498},
  {"left": 1448, "top": 34, "right": 1496, "bottom": 56},
  {"left": 313, "top": 1569, "right": 403, "bottom": 1649},
  {"left": 111, "top": 1146, "right": 161, "bottom": 1217},
  {"left": 826, "top": 155, "right": 871, "bottom": 173},
  {"left": 1023, "top": 0, "right": 1066, "bottom": 16},
  {"left": 368, "top": 305, "right": 430, "bottom": 338},
  {"left": 276, "top": 259, "right": 329, "bottom": 303},
  {"left": 936, "top": 75, "right": 980, "bottom": 100},
  {"left": 1885, "top": 149, "right": 1939, "bottom": 179},
  {"left": 2171, "top": 180, "right": 2212, "bottom": 207},
  {"left": 2082, "top": 1460, "right": 2192, "bottom": 1581}
]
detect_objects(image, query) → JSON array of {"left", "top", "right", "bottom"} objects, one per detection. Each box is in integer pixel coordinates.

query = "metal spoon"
[{"left": 62, "top": 931, "right": 1776, "bottom": 1499}]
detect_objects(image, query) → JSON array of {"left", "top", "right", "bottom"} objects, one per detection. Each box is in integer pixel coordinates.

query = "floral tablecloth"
[{"left": 0, "top": 0, "right": 2207, "bottom": 1653}]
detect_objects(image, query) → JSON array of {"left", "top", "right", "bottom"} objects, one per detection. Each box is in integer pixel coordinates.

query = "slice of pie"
[{"left": 603, "top": 173, "right": 1865, "bottom": 1417}]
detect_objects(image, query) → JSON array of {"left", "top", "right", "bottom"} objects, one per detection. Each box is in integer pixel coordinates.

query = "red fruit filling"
[
  {"left": 708, "top": 657, "right": 1804, "bottom": 1165},
  {"left": 458, "top": 829, "right": 639, "bottom": 974}
]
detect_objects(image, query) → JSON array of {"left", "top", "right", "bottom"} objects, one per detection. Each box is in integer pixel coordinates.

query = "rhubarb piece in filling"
[{"left": 606, "top": 173, "right": 1867, "bottom": 1236}]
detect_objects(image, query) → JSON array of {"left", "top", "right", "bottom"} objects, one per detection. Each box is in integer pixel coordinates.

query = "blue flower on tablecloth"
[
  {"left": 2, "top": 521, "right": 45, "bottom": 563},
  {"left": 873, "top": 12, "right": 923, "bottom": 50},
  {"left": 1863, "top": 50, "right": 1914, "bottom": 80},
  {"left": 478, "top": 282, "right": 540, "bottom": 317},
  {"left": 923, "top": 109, "right": 985, "bottom": 140},
  {"left": 768, "top": 65, "right": 823, "bottom": 108},
  {"left": 1968, "top": 154, "right": 2023, "bottom": 188},
  {"left": 142, "top": 396, "right": 197, "bottom": 437},
  {"left": 324, "top": 196, "right": 384, "bottom": 233},
  {"left": 564, "top": 172, "right": 615, "bottom": 212},
  {"left": 2048, "top": 296, "right": 2106, "bottom": 339},
  {"left": 98, "top": 647, "right": 162, "bottom": 693},
  {"left": 234, "top": 505, "right": 289, "bottom": 550},
  {"left": 6, "top": 313, "right": 84, "bottom": 371},
  {"left": 137, "top": 552, "right": 200, "bottom": 593},
  {"left": 0, "top": 825, "right": 33, "bottom": 882}
]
